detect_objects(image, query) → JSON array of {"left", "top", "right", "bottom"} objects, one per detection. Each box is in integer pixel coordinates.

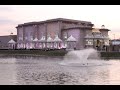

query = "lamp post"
[
  {"left": 92, "top": 28, "right": 95, "bottom": 49},
  {"left": 113, "top": 34, "right": 115, "bottom": 45},
  {"left": 45, "top": 24, "right": 47, "bottom": 50},
  {"left": 113, "top": 34, "right": 116, "bottom": 51},
  {"left": 10, "top": 32, "right": 13, "bottom": 40},
  {"left": 9, "top": 32, "right": 14, "bottom": 49}
]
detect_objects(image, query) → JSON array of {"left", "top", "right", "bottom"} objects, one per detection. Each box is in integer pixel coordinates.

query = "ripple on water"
[
  {"left": 0, "top": 55, "right": 120, "bottom": 85},
  {"left": 16, "top": 71, "right": 80, "bottom": 85}
]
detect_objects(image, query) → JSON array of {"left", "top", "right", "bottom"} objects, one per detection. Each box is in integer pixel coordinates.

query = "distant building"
[
  {"left": 0, "top": 35, "right": 17, "bottom": 49},
  {"left": 109, "top": 39, "right": 120, "bottom": 52},
  {"left": 16, "top": 18, "right": 110, "bottom": 50}
]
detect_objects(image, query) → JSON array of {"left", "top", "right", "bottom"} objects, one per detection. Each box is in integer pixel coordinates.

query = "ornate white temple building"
[{"left": 9, "top": 18, "right": 110, "bottom": 50}]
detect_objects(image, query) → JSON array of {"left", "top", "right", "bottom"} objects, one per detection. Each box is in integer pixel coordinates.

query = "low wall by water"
[
  {"left": 100, "top": 52, "right": 120, "bottom": 59},
  {"left": 0, "top": 49, "right": 68, "bottom": 57},
  {"left": 0, "top": 49, "right": 120, "bottom": 59}
]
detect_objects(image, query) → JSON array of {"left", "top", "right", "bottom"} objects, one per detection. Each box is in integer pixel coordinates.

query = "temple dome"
[
  {"left": 47, "top": 36, "right": 54, "bottom": 42},
  {"left": 54, "top": 35, "right": 62, "bottom": 42},
  {"left": 8, "top": 39, "right": 16, "bottom": 44},
  {"left": 33, "top": 37, "right": 38, "bottom": 41},
  {"left": 39, "top": 36, "right": 46, "bottom": 42},
  {"left": 66, "top": 35, "right": 77, "bottom": 42}
]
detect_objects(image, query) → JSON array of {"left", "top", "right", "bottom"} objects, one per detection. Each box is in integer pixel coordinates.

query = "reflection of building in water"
[
  {"left": 14, "top": 18, "right": 110, "bottom": 50},
  {"left": 0, "top": 58, "right": 17, "bottom": 85}
]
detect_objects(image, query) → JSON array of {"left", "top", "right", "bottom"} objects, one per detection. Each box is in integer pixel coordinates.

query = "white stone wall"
[
  {"left": 46, "top": 22, "right": 60, "bottom": 39},
  {"left": 17, "top": 27, "right": 23, "bottom": 42},
  {"left": 16, "top": 19, "right": 109, "bottom": 50},
  {"left": 24, "top": 26, "right": 34, "bottom": 41},
  {"left": 38, "top": 24, "right": 46, "bottom": 40},
  {"left": 100, "top": 30, "right": 109, "bottom": 36}
]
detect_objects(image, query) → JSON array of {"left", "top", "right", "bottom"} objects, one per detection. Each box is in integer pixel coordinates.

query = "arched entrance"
[{"left": 96, "top": 39, "right": 101, "bottom": 50}]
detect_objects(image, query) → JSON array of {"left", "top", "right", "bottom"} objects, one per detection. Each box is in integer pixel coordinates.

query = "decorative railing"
[
  {"left": 62, "top": 25, "right": 92, "bottom": 29},
  {"left": 84, "top": 35, "right": 109, "bottom": 39}
]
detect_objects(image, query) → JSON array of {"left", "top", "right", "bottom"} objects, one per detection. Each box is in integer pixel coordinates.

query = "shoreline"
[
  {"left": 0, "top": 54, "right": 65, "bottom": 58},
  {"left": 0, "top": 54, "right": 119, "bottom": 60},
  {"left": 0, "top": 49, "right": 67, "bottom": 58},
  {"left": 0, "top": 50, "right": 120, "bottom": 59}
]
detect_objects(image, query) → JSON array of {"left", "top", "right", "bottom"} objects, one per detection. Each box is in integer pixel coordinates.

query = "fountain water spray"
[{"left": 60, "top": 48, "right": 108, "bottom": 67}]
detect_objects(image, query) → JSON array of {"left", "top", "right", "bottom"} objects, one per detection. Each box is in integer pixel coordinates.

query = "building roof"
[
  {"left": 0, "top": 35, "right": 17, "bottom": 45},
  {"left": 45, "top": 18, "right": 92, "bottom": 24},
  {"left": 16, "top": 18, "right": 110, "bottom": 31},
  {"left": 84, "top": 34, "right": 94, "bottom": 39},
  {"left": 39, "top": 36, "right": 46, "bottom": 42},
  {"left": 16, "top": 18, "right": 93, "bottom": 28},
  {"left": 66, "top": 35, "right": 77, "bottom": 42},
  {"left": 54, "top": 35, "right": 62, "bottom": 42},
  {"left": 8, "top": 39, "right": 16, "bottom": 44},
  {"left": 99, "top": 28, "right": 110, "bottom": 31},
  {"left": 33, "top": 37, "right": 38, "bottom": 41},
  {"left": 47, "top": 36, "right": 54, "bottom": 42},
  {"left": 92, "top": 28, "right": 101, "bottom": 33}
]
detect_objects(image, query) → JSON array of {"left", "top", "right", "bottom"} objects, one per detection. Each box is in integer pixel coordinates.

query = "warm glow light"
[{"left": 92, "top": 28, "right": 100, "bottom": 33}]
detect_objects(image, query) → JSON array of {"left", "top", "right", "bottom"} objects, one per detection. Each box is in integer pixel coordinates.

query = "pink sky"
[{"left": 0, "top": 5, "right": 120, "bottom": 39}]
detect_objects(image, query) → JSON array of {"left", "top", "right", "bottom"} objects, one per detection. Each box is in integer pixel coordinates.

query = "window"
[
  {"left": 63, "top": 32, "right": 67, "bottom": 39},
  {"left": 19, "top": 37, "right": 23, "bottom": 40},
  {"left": 81, "top": 23, "right": 85, "bottom": 25},
  {"left": 94, "top": 33, "right": 102, "bottom": 38},
  {"left": 30, "top": 36, "right": 33, "bottom": 40},
  {"left": 85, "top": 39, "right": 93, "bottom": 45},
  {"left": 104, "top": 40, "right": 109, "bottom": 45},
  {"left": 25, "top": 36, "right": 28, "bottom": 40}
]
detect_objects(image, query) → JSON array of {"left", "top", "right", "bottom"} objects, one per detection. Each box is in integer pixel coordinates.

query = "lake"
[{"left": 0, "top": 55, "right": 120, "bottom": 85}]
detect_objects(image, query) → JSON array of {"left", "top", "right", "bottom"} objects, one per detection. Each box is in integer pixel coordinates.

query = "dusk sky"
[{"left": 0, "top": 5, "right": 120, "bottom": 39}]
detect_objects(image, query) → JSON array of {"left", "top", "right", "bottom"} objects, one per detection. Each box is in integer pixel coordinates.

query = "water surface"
[{"left": 0, "top": 55, "right": 120, "bottom": 85}]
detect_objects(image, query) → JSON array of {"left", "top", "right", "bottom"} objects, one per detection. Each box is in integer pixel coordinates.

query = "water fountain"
[{"left": 59, "top": 48, "right": 108, "bottom": 67}]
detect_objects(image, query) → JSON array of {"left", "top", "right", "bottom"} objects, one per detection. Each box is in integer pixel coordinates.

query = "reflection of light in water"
[
  {"left": 0, "top": 55, "right": 120, "bottom": 85},
  {"left": 0, "top": 58, "right": 17, "bottom": 85},
  {"left": 60, "top": 48, "right": 109, "bottom": 67},
  {"left": 105, "top": 60, "right": 120, "bottom": 85},
  {"left": 0, "top": 57, "right": 16, "bottom": 64}
]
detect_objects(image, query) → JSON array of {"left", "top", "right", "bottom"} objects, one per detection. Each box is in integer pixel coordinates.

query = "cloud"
[
  {"left": 0, "top": 6, "right": 13, "bottom": 11},
  {"left": 0, "top": 18, "right": 19, "bottom": 25}
]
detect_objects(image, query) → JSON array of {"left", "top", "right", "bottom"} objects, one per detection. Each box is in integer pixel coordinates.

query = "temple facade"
[{"left": 15, "top": 18, "right": 110, "bottom": 50}]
